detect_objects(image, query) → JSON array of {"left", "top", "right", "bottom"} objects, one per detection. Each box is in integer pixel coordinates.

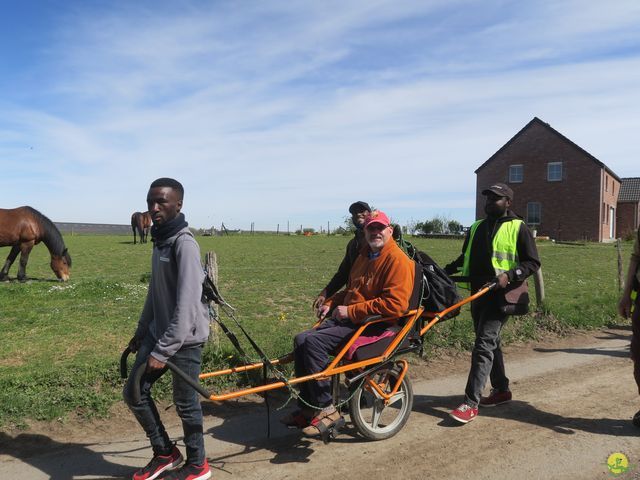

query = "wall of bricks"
[
  {"left": 616, "top": 202, "right": 639, "bottom": 239},
  {"left": 600, "top": 171, "right": 620, "bottom": 241},
  {"left": 476, "top": 120, "right": 619, "bottom": 242}
]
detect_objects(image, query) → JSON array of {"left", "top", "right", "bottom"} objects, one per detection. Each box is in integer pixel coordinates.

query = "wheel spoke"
[
  {"left": 386, "top": 390, "right": 405, "bottom": 407},
  {"left": 369, "top": 401, "right": 383, "bottom": 429}
]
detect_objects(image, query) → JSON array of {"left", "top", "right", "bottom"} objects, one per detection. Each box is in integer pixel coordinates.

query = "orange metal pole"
[
  {"left": 364, "top": 358, "right": 408, "bottom": 403},
  {"left": 419, "top": 285, "right": 492, "bottom": 336},
  {"left": 196, "top": 287, "right": 492, "bottom": 403},
  {"left": 199, "top": 357, "right": 287, "bottom": 380}
]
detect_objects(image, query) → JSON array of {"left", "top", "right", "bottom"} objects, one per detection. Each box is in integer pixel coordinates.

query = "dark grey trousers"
[
  {"left": 122, "top": 337, "right": 205, "bottom": 465},
  {"left": 464, "top": 294, "right": 510, "bottom": 407}
]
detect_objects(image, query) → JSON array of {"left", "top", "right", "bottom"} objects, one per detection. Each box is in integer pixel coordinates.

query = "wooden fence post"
[
  {"left": 205, "top": 251, "right": 220, "bottom": 348},
  {"left": 533, "top": 267, "right": 545, "bottom": 311},
  {"left": 617, "top": 238, "right": 623, "bottom": 292}
]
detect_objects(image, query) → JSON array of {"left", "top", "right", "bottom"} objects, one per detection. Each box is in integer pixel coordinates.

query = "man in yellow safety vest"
[{"left": 445, "top": 182, "right": 540, "bottom": 424}]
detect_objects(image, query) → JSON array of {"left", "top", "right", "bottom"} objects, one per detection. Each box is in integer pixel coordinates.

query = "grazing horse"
[
  {"left": 0, "top": 206, "right": 72, "bottom": 282},
  {"left": 131, "top": 211, "right": 152, "bottom": 244}
]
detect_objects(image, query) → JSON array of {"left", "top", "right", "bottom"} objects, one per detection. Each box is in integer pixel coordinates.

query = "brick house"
[
  {"left": 616, "top": 177, "right": 640, "bottom": 239},
  {"left": 475, "top": 117, "right": 621, "bottom": 242}
]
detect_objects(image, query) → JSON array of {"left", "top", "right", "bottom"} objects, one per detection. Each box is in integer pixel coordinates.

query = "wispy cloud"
[{"left": 1, "top": 0, "right": 639, "bottom": 229}]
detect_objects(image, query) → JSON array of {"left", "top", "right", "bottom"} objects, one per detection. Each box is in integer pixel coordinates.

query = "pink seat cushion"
[{"left": 345, "top": 329, "right": 396, "bottom": 361}]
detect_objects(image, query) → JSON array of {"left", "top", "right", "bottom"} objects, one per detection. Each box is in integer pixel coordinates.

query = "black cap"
[
  {"left": 348, "top": 201, "right": 371, "bottom": 214},
  {"left": 482, "top": 182, "right": 513, "bottom": 200}
]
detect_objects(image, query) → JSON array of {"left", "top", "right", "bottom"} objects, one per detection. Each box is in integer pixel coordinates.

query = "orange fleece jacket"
[{"left": 324, "top": 238, "right": 415, "bottom": 324}]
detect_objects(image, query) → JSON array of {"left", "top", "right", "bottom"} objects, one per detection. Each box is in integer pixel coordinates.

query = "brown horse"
[
  {"left": 0, "top": 207, "right": 72, "bottom": 282},
  {"left": 131, "top": 211, "right": 152, "bottom": 244}
]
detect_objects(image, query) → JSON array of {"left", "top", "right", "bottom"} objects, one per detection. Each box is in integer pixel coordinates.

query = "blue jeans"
[
  {"left": 123, "top": 337, "right": 205, "bottom": 465},
  {"left": 463, "top": 294, "right": 510, "bottom": 407}
]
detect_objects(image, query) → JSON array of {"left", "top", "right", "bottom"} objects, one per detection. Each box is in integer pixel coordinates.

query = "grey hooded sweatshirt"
[{"left": 135, "top": 227, "right": 209, "bottom": 363}]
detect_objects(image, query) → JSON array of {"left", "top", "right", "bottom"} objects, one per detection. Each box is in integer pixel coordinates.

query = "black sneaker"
[
  {"left": 633, "top": 410, "right": 640, "bottom": 428},
  {"left": 162, "top": 460, "right": 212, "bottom": 480},
  {"left": 132, "top": 445, "right": 183, "bottom": 480}
]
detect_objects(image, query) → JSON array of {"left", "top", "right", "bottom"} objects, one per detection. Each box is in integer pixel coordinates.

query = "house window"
[
  {"left": 509, "top": 165, "right": 523, "bottom": 183},
  {"left": 527, "top": 202, "right": 541, "bottom": 225},
  {"left": 547, "top": 162, "right": 563, "bottom": 181}
]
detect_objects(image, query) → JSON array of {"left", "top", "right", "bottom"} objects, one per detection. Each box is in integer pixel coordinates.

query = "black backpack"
[{"left": 394, "top": 229, "right": 461, "bottom": 319}]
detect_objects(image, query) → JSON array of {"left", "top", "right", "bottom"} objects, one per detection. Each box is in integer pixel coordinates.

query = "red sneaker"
[
  {"left": 132, "top": 445, "right": 183, "bottom": 480},
  {"left": 449, "top": 403, "right": 478, "bottom": 424},
  {"left": 162, "top": 460, "right": 212, "bottom": 480},
  {"left": 480, "top": 389, "right": 512, "bottom": 407}
]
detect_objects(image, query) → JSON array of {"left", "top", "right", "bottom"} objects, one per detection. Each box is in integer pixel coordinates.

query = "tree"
[
  {"left": 416, "top": 215, "right": 464, "bottom": 235},
  {"left": 448, "top": 220, "right": 463, "bottom": 234},
  {"left": 342, "top": 215, "right": 357, "bottom": 233}
]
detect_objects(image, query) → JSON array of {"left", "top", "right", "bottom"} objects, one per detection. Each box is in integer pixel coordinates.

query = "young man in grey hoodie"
[{"left": 123, "top": 178, "right": 211, "bottom": 480}]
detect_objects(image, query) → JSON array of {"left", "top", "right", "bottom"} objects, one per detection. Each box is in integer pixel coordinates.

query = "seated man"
[
  {"left": 283, "top": 210, "right": 415, "bottom": 436},
  {"left": 312, "top": 201, "right": 372, "bottom": 311}
]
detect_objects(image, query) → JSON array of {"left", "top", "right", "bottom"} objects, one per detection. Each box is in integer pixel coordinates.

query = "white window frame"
[
  {"left": 527, "top": 202, "right": 541, "bottom": 225},
  {"left": 509, "top": 164, "right": 523, "bottom": 183},
  {"left": 547, "top": 162, "right": 563, "bottom": 182}
]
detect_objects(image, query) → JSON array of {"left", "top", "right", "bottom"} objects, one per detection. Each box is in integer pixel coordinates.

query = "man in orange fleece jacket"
[{"left": 283, "top": 210, "right": 415, "bottom": 437}]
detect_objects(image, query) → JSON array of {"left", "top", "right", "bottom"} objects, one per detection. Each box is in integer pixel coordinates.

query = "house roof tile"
[{"left": 619, "top": 177, "right": 640, "bottom": 202}]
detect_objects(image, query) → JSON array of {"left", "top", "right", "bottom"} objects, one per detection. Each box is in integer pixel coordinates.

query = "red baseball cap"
[{"left": 364, "top": 210, "right": 391, "bottom": 229}]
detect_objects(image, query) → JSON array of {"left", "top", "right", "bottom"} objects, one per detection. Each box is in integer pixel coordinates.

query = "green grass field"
[{"left": 0, "top": 234, "right": 632, "bottom": 428}]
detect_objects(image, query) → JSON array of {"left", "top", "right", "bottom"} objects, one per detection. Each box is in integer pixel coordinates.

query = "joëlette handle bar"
[
  {"left": 120, "top": 347, "right": 132, "bottom": 379},
  {"left": 126, "top": 357, "right": 212, "bottom": 404},
  {"left": 121, "top": 346, "right": 212, "bottom": 403}
]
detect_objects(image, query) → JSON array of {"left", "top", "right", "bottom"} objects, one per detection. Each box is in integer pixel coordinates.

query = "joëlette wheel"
[{"left": 348, "top": 363, "right": 413, "bottom": 440}]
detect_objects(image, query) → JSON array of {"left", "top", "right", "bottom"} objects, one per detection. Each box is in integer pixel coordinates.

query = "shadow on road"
[
  {"left": 0, "top": 431, "right": 135, "bottom": 480},
  {"left": 533, "top": 328, "right": 631, "bottom": 359},
  {"left": 412, "top": 394, "right": 639, "bottom": 437},
  {"left": 200, "top": 392, "right": 370, "bottom": 473}
]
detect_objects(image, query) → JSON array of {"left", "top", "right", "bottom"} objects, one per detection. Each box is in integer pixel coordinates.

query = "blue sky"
[{"left": 1, "top": 0, "right": 640, "bottom": 231}]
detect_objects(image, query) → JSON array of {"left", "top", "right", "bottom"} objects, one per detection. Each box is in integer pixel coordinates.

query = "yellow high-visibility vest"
[{"left": 460, "top": 218, "right": 523, "bottom": 289}]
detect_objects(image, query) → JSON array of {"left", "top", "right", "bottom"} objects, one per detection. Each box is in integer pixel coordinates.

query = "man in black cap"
[
  {"left": 445, "top": 182, "right": 540, "bottom": 424},
  {"left": 312, "top": 201, "right": 372, "bottom": 313}
]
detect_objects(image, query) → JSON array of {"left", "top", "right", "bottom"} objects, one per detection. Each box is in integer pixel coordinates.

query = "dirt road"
[{"left": 1, "top": 326, "right": 639, "bottom": 479}]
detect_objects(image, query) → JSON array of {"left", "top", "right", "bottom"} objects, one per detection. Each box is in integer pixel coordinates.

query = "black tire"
[{"left": 348, "top": 364, "right": 413, "bottom": 440}]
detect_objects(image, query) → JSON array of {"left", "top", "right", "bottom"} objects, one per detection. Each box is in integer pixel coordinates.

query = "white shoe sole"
[
  {"left": 449, "top": 412, "right": 476, "bottom": 424},
  {"left": 145, "top": 456, "right": 183, "bottom": 480},
  {"left": 192, "top": 471, "right": 212, "bottom": 480}
]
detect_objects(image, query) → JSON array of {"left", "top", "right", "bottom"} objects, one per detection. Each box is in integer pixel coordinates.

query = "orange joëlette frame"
[{"left": 195, "top": 284, "right": 493, "bottom": 403}]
